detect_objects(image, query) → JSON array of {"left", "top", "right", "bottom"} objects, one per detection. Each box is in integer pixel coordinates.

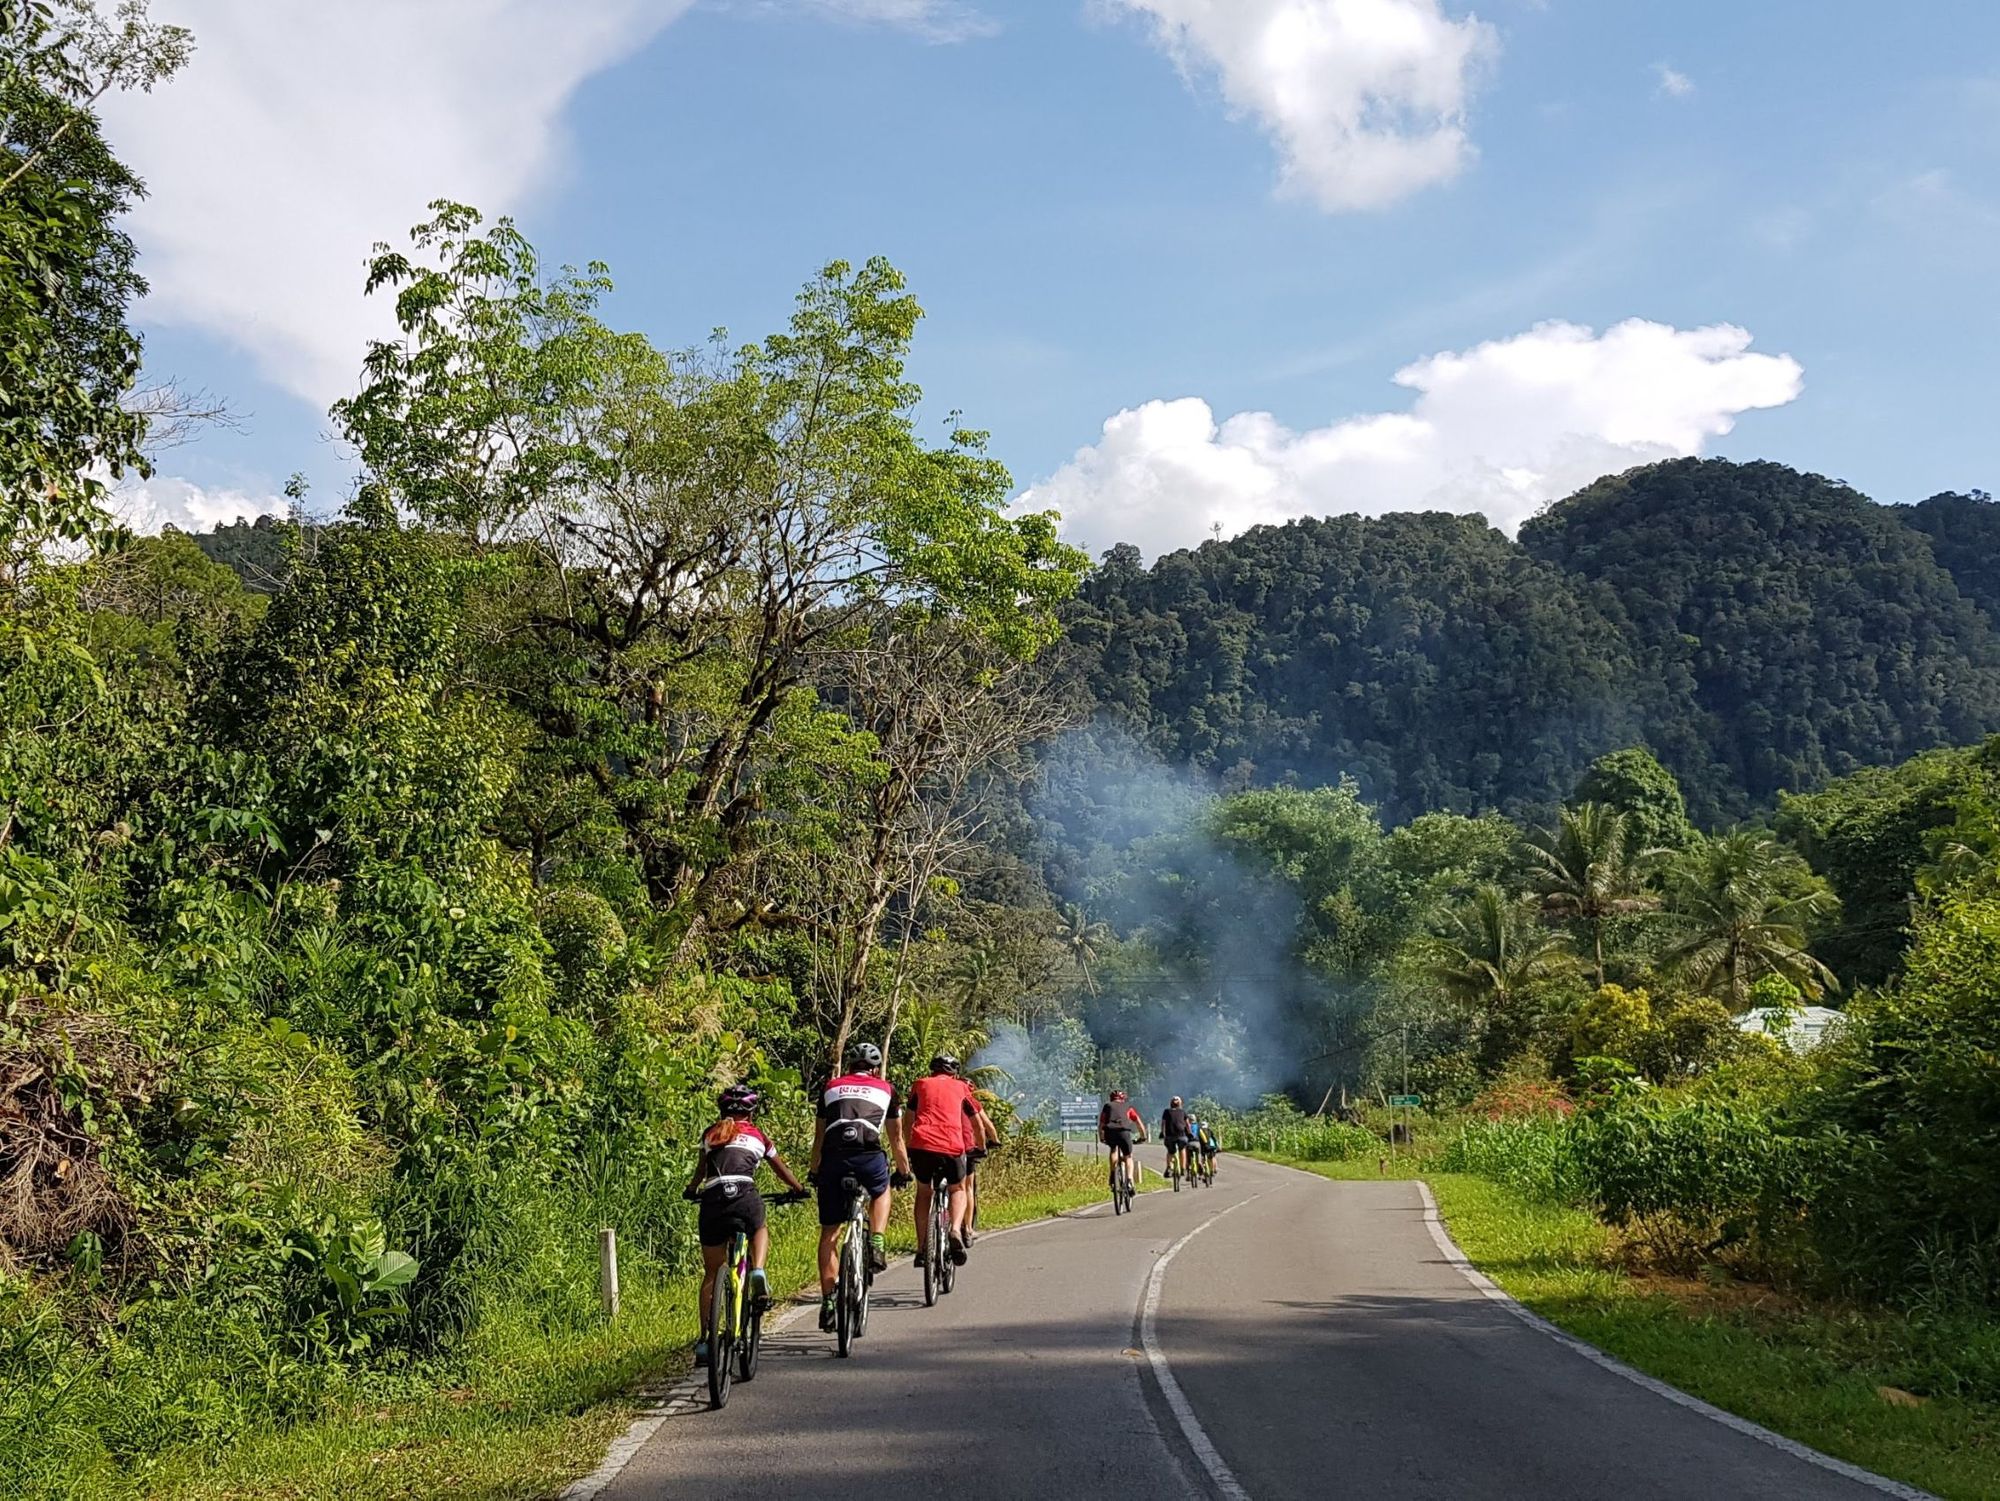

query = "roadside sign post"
[{"left": 1057, "top": 1097, "right": 1101, "bottom": 1155}]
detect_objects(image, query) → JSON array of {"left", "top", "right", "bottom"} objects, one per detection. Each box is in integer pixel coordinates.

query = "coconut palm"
[
  {"left": 1659, "top": 832, "right": 1837, "bottom": 1011},
  {"left": 1053, "top": 902, "right": 1112, "bottom": 994},
  {"left": 950, "top": 944, "right": 995, "bottom": 1010},
  {"left": 1522, "top": 802, "right": 1661, "bottom": 987},
  {"left": 894, "top": 997, "right": 999, "bottom": 1084},
  {"left": 1427, "top": 885, "right": 1572, "bottom": 1012}
]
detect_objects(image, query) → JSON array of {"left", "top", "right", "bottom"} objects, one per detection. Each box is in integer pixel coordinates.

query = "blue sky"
[{"left": 106, "top": 1, "right": 2000, "bottom": 556}]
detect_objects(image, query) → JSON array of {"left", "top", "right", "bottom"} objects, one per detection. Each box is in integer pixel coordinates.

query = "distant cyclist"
[
  {"left": 1159, "top": 1096, "right": 1194, "bottom": 1180},
  {"left": 904, "top": 1053, "right": 986, "bottom": 1267},
  {"left": 1196, "top": 1116, "right": 1221, "bottom": 1178},
  {"left": 809, "top": 1042, "right": 911, "bottom": 1332},
  {"left": 683, "top": 1084, "right": 806, "bottom": 1369},
  {"left": 1099, "top": 1089, "right": 1146, "bottom": 1189}
]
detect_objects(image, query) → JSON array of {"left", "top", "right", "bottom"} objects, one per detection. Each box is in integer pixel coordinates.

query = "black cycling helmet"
[
  {"left": 718, "top": 1083, "right": 759, "bottom": 1118},
  {"left": 848, "top": 1041, "right": 883, "bottom": 1071},
  {"left": 930, "top": 1053, "right": 960, "bottom": 1074}
]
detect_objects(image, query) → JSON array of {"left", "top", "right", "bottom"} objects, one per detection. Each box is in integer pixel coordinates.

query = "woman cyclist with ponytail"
[{"left": 684, "top": 1084, "right": 807, "bottom": 1368}]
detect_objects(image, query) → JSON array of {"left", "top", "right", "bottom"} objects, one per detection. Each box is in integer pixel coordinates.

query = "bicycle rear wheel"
[
  {"left": 707, "top": 1265, "right": 734, "bottom": 1409},
  {"left": 853, "top": 1225, "right": 872, "bottom": 1339},
  {"left": 835, "top": 1230, "right": 856, "bottom": 1357},
  {"left": 738, "top": 1260, "right": 763, "bottom": 1382},
  {"left": 922, "top": 1191, "right": 941, "bottom": 1306}
]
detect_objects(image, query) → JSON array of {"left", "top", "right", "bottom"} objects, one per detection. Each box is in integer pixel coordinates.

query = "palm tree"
[
  {"left": 1427, "top": 885, "right": 1572, "bottom": 1012},
  {"left": 950, "top": 944, "right": 995, "bottom": 1011},
  {"left": 1522, "top": 802, "right": 1660, "bottom": 987},
  {"left": 895, "top": 997, "right": 996, "bottom": 1082},
  {"left": 1053, "top": 902, "right": 1112, "bottom": 994},
  {"left": 1659, "top": 832, "right": 1837, "bottom": 1012}
]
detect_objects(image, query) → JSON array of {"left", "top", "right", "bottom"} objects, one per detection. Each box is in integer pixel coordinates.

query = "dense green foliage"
[
  {"left": 1065, "top": 462, "right": 2000, "bottom": 827},
  {"left": 1904, "top": 490, "right": 2000, "bottom": 625}
]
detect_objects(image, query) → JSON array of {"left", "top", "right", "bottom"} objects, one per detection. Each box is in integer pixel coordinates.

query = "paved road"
[{"left": 597, "top": 1150, "right": 1909, "bottom": 1500}]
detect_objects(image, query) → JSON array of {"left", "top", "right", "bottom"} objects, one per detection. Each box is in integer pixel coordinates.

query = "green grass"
[
  {"left": 1261, "top": 1154, "right": 2000, "bottom": 1501},
  {"left": 82, "top": 1160, "right": 1117, "bottom": 1501}
]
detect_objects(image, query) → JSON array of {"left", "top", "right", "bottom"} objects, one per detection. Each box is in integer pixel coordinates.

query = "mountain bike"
[
  {"left": 1199, "top": 1150, "right": 1217, "bottom": 1187},
  {"left": 1167, "top": 1145, "right": 1184, "bottom": 1192},
  {"left": 833, "top": 1176, "right": 874, "bottom": 1357},
  {"left": 706, "top": 1189, "right": 808, "bottom": 1409},
  {"left": 921, "top": 1170, "right": 956, "bottom": 1306},
  {"left": 1110, "top": 1151, "right": 1135, "bottom": 1215}
]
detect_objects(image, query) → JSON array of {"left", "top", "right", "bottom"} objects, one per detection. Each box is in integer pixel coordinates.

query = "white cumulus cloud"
[
  {"left": 112, "top": 476, "right": 288, "bottom": 534},
  {"left": 100, "top": 1, "right": 700, "bottom": 410},
  {"left": 1109, "top": 0, "right": 1497, "bottom": 211},
  {"left": 1023, "top": 319, "right": 1805, "bottom": 558}
]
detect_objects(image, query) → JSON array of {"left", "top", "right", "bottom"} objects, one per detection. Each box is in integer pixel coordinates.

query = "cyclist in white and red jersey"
[
  {"left": 1099, "top": 1089, "right": 1146, "bottom": 1189},
  {"left": 808, "top": 1042, "right": 911, "bottom": 1331},
  {"left": 683, "top": 1084, "right": 805, "bottom": 1368},
  {"left": 903, "top": 1053, "right": 993, "bottom": 1267}
]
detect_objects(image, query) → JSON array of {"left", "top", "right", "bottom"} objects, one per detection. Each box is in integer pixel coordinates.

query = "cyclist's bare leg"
[
  {"left": 816, "top": 1225, "right": 840, "bottom": 1296},
  {"left": 750, "top": 1225, "right": 771, "bottom": 1275},
  {"left": 866, "top": 1188, "right": 892, "bottom": 1236},
  {"left": 912, "top": 1180, "right": 935, "bottom": 1254}
]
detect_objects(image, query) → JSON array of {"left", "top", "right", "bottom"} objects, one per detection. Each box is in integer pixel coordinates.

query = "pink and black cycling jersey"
[
  {"left": 819, "top": 1072, "right": 901, "bottom": 1152},
  {"left": 698, "top": 1123, "right": 772, "bottom": 1197}
]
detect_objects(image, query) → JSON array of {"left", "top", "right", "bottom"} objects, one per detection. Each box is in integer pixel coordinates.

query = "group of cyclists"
[
  {"left": 1097, "top": 1090, "right": 1220, "bottom": 1189},
  {"left": 682, "top": 1042, "right": 998, "bottom": 1367},
  {"left": 684, "top": 1042, "right": 1223, "bottom": 1366}
]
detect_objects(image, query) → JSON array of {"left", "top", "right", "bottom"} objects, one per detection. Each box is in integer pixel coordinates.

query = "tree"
[
  {"left": 339, "top": 211, "right": 1087, "bottom": 933},
  {"left": 1522, "top": 801, "right": 1660, "bottom": 987},
  {"left": 1426, "top": 886, "right": 1572, "bottom": 1054},
  {"left": 1573, "top": 748, "right": 1695, "bottom": 852},
  {"left": 1053, "top": 901, "right": 1111, "bottom": 993},
  {"left": 1, "top": 0, "right": 190, "bottom": 576},
  {"left": 1658, "top": 832, "right": 1836, "bottom": 1011}
]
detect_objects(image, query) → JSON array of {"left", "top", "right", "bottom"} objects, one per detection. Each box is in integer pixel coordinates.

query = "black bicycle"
[
  {"left": 921, "top": 1170, "right": 956, "bottom": 1306},
  {"left": 833, "top": 1176, "right": 873, "bottom": 1357},
  {"left": 1110, "top": 1150, "right": 1135, "bottom": 1214}
]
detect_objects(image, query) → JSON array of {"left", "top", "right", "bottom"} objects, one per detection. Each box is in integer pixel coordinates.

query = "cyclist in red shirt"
[
  {"left": 1099, "top": 1089, "right": 1146, "bottom": 1189},
  {"left": 904, "top": 1053, "right": 987, "bottom": 1266}
]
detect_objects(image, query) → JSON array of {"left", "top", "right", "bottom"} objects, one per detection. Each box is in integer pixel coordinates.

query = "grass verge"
[
  {"left": 1259, "top": 1154, "right": 2000, "bottom": 1501},
  {"left": 104, "top": 1158, "right": 1116, "bottom": 1501}
]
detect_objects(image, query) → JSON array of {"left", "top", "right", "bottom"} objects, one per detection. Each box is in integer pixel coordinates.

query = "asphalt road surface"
[{"left": 596, "top": 1150, "right": 1913, "bottom": 1501}]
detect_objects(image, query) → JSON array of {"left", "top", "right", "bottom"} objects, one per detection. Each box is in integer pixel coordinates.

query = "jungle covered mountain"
[{"left": 1063, "top": 461, "right": 2000, "bottom": 826}]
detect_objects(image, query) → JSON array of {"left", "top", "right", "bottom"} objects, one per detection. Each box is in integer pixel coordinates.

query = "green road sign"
[{"left": 1389, "top": 1094, "right": 1422, "bottom": 1108}]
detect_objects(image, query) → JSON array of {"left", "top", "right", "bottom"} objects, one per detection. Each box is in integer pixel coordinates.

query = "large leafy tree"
[
  {"left": 1572, "top": 748, "right": 1695, "bottom": 852},
  {"left": 1659, "top": 832, "right": 1836, "bottom": 1011},
  {"left": 0, "top": 0, "right": 189, "bottom": 576},
  {"left": 337, "top": 207, "right": 1088, "bottom": 933}
]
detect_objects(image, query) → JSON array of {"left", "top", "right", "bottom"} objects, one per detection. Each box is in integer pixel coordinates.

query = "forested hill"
[{"left": 1064, "top": 460, "right": 2000, "bottom": 825}]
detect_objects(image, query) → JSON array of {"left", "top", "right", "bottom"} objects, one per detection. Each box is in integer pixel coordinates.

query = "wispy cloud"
[
  {"left": 749, "top": 0, "right": 999, "bottom": 41},
  {"left": 1655, "top": 62, "right": 1694, "bottom": 99},
  {"left": 1109, "top": 0, "right": 1498, "bottom": 212}
]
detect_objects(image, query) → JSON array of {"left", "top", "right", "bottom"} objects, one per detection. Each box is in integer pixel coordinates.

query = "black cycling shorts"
[
  {"left": 697, "top": 1184, "right": 766, "bottom": 1247},
  {"left": 815, "top": 1149, "right": 890, "bottom": 1227},
  {"left": 909, "top": 1148, "right": 967, "bottom": 1186},
  {"left": 1103, "top": 1127, "right": 1136, "bottom": 1153}
]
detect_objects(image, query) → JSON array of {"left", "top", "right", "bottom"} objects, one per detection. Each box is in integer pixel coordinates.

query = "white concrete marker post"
[{"left": 599, "top": 1227, "right": 620, "bottom": 1319}]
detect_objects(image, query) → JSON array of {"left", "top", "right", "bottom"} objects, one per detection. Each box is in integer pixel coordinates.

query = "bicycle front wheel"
[
  {"left": 707, "top": 1265, "right": 734, "bottom": 1409},
  {"left": 854, "top": 1227, "right": 872, "bottom": 1339}
]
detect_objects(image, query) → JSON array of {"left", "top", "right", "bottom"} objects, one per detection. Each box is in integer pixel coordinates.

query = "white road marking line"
[
  {"left": 560, "top": 1190, "right": 1125, "bottom": 1499},
  {"left": 1139, "top": 1192, "right": 1265, "bottom": 1501},
  {"left": 1411, "top": 1180, "right": 1935, "bottom": 1501}
]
